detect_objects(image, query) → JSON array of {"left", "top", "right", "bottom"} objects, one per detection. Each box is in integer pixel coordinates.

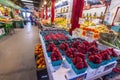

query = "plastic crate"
[
  {"left": 87, "top": 59, "right": 103, "bottom": 69},
  {"left": 36, "top": 68, "right": 49, "bottom": 80},
  {"left": 59, "top": 50, "right": 65, "bottom": 55},
  {"left": 51, "top": 60, "right": 62, "bottom": 66},
  {"left": 65, "top": 56, "right": 72, "bottom": 64},
  {"left": 71, "top": 63, "right": 87, "bottom": 74},
  {"left": 47, "top": 52, "right": 52, "bottom": 57}
]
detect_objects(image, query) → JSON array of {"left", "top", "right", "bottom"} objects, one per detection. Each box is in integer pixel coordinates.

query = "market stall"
[
  {"left": 37, "top": 28, "right": 118, "bottom": 80},
  {"left": 35, "top": 0, "right": 120, "bottom": 79},
  {"left": 0, "top": 0, "right": 24, "bottom": 38}
]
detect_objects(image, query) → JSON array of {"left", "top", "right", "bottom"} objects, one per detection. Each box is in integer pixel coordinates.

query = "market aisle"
[{"left": 0, "top": 23, "right": 39, "bottom": 80}]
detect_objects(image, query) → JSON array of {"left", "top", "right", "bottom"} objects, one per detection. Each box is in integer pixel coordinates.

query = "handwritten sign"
[
  {"left": 79, "top": 18, "right": 85, "bottom": 24},
  {"left": 69, "top": 73, "right": 87, "bottom": 80},
  {"left": 86, "top": 31, "right": 94, "bottom": 38}
]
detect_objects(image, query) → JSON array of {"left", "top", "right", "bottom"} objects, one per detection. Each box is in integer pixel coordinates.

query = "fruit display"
[
  {"left": 72, "top": 53, "right": 87, "bottom": 68},
  {"left": 54, "top": 17, "right": 69, "bottom": 30},
  {"left": 47, "top": 42, "right": 56, "bottom": 52},
  {"left": 35, "top": 44, "right": 46, "bottom": 69},
  {"left": 54, "top": 17, "right": 66, "bottom": 26},
  {"left": 41, "top": 19, "right": 51, "bottom": 26},
  {"left": 51, "top": 48, "right": 62, "bottom": 61},
  {"left": 65, "top": 48, "right": 77, "bottom": 59},
  {"left": 99, "top": 32, "right": 120, "bottom": 49},
  {"left": 95, "top": 25, "right": 109, "bottom": 33},
  {"left": 88, "top": 48, "right": 118, "bottom": 68},
  {"left": 39, "top": 25, "right": 119, "bottom": 80},
  {"left": 80, "top": 20, "right": 96, "bottom": 29},
  {"left": 59, "top": 42, "right": 69, "bottom": 51},
  {"left": 50, "top": 46, "right": 62, "bottom": 66},
  {"left": 0, "top": 18, "right": 11, "bottom": 23},
  {"left": 44, "top": 33, "right": 68, "bottom": 40}
]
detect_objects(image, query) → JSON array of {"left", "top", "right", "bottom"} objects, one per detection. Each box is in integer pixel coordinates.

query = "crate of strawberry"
[
  {"left": 87, "top": 48, "right": 118, "bottom": 69},
  {"left": 44, "top": 33, "right": 68, "bottom": 41},
  {"left": 59, "top": 42, "right": 69, "bottom": 55},
  {"left": 50, "top": 47, "right": 62, "bottom": 66},
  {"left": 65, "top": 48, "right": 77, "bottom": 64},
  {"left": 47, "top": 42, "right": 57, "bottom": 57},
  {"left": 71, "top": 52, "right": 88, "bottom": 74}
]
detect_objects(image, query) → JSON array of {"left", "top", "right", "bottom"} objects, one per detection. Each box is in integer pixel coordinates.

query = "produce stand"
[
  {"left": 39, "top": 30, "right": 118, "bottom": 80},
  {"left": 12, "top": 20, "right": 24, "bottom": 28}
]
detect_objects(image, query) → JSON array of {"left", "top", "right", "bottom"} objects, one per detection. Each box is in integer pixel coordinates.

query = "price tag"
[
  {"left": 86, "top": 30, "right": 94, "bottom": 38},
  {"left": 0, "top": 29, "right": 2, "bottom": 36},
  {"left": 79, "top": 18, "right": 85, "bottom": 24},
  {"left": 1, "top": 28, "right": 5, "bottom": 35},
  {"left": 104, "top": 63, "right": 115, "bottom": 71},
  {"left": 69, "top": 73, "right": 87, "bottom": 80}
]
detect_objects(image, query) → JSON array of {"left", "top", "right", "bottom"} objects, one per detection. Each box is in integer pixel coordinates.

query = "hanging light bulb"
[{"left": 44, "top": 1, "right": 47, "bottom": 5}]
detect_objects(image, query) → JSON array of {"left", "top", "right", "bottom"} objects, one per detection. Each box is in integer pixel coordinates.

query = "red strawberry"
[
  {"left": 111, "top": 48, "right": 118, "bottom": 57},
  {"left": 75, "top": 62, "right": 84, "bottom": 69},
  {"left": 76, "top": 56, "right": 83, "bottom": 62},
  {"left": 72, "top": 58, "right": 77, "bottom": 65},
  {"left": 52, "top": 57, "right": 56, "bottom": 61},
  {"left": 89, "top": 55, "right": 95, "bottom": 62},
  {"left": 70, "top": 55, "right": 74, "bottom": 58},
  {"left": 84, "top": 61, "right": 88, "bottom": 67},
  {"left": 76, "top": 52, "right": 85, "bottom": 59}
]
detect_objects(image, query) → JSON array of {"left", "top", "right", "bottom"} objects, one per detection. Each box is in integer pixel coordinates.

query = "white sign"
[
  {"left": 0, "top": 28, "right": 5, "bottom": 36},
  {"left": 79, "top": 18, "right": 85, "bottom": 24}
]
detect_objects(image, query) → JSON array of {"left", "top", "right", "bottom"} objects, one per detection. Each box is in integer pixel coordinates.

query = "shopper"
[{"left": 30, "top": 14, "right": 34, "bottom": 25}]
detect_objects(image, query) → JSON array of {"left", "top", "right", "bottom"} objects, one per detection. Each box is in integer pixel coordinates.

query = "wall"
[
  {"left": 83, "top": 6, "right": 106, "bottom": 16},
  {"left": 105, "top": 0, "right": 120, "bottom": 25}
]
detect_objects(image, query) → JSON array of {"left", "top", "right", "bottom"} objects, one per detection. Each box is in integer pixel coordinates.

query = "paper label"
[{"left": 79, "top": 18, "right": 85, "bottom": 24}]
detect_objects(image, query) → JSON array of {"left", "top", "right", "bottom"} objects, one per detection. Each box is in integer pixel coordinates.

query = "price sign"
[
  {"left": 0, "top": 28, "right": 5, "bottom": 36},
  {"left": 86, "top": 30, "right": 94, "bottom": 38},
  {"left": 69, "top": 73, "right": 87, "bottom": 80},
  {"left": 79, "top": 18, "right": 85, "bottom": 24},
  {"left": 104, "top": 63, "right": 115, "bottom": 71}
]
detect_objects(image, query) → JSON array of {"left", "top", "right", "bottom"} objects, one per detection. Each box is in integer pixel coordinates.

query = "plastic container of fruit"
[
  {"left": 87, "top": 59, "right": 103, "bottom": 69},
  {"left": 101, "top": 60, "right": 108, "bottom": 66},
  {"left": 65, "top": 56, "right": 72, "bottom": 64},
  {"left": 51, "top": 60, "right": 62, "bottom": 66},
  {"left": 71, "top": 63, "right": 87, "bottom": 74},
  {"left": 108, "top": 57, "right": 117, "bottom": 63},
  {"left": 102, "top": 57, "right": 117, "bottom": 65}
]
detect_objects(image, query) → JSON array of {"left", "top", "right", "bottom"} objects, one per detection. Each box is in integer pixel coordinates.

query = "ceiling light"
[
  {"left": 21, "top": 0, "right": 33, "bottom": 2},
  {"left": 24, "top": 3, "right": 33, "bottom": 5},
  {"left": 26, "top": 4, "right": 33, "bottom": 6},
  {"left": 44, "top": 1, "right": 47, "bottom": 5}
]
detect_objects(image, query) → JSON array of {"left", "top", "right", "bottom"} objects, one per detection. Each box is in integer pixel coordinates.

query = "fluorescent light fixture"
[
  {"left": 21, "top": 0, "right": 33, "bottom": 2},
  {"left": 26, "top": 6, "right": 34, "bottom": 8},
  {"left": 24, "top": 3, "right": 33, "bottom": 5},
  {"left": 26, "top": 5, "right": 34, "bottom": 7}
]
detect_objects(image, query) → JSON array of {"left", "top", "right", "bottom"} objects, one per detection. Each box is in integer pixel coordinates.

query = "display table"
[
  {"left": 12, "top": 20, "right": 24, "bottom": 28},
  {"left": 39, "top": 33, "right": 117, "bottom": 80}
]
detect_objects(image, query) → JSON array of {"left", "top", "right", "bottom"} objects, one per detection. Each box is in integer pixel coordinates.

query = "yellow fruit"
[
  {"left": 38, "top": 54, "right": 42, "bottom": 58},
  {"left": 38, "top": 64, "right": 42, "bottom": 69},
  {"left": 41, "top": 65, "right": 46, "bottom": 68},
  {"left": 36, "top": 59, "right": 41, "bottom": 65},
  {"left": 35, "top": 51, "right": 39, "bottom": 55}
]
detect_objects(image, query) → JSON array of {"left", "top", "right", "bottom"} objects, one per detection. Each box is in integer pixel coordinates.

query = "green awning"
[{"left": 0, "top": 0, "right": 22, "bottom": 10}]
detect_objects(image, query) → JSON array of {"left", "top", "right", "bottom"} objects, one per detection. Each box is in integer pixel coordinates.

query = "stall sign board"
[{"left": 69, "top": 73, "right": 87, "bottom": 80}]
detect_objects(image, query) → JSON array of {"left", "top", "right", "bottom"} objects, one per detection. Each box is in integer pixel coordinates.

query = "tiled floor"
[{"left": 0, "top": 23, "right": 39, "bottom": 80}]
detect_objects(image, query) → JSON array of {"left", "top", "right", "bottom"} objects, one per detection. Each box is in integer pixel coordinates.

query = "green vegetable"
[{"left": 98, "top": 39, "right": 117, "bottom": 48}]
